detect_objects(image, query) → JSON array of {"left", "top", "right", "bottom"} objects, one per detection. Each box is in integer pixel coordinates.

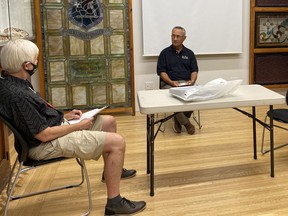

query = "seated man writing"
[
  {"left": 0, "top": 39, "right": 146, "bottom": 215},
  {"left": 157, "top": 26, "right": 199, "bottom": 135}
]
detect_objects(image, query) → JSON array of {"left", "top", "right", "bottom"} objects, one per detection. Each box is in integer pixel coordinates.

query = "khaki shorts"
[{"left": 29, "top": 115, "right": 106, "bottom": 161}]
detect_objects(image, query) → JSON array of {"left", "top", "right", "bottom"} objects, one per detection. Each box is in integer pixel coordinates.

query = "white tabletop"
[{"left": 137, "top": 85, "right": 286, "bottom": 114}]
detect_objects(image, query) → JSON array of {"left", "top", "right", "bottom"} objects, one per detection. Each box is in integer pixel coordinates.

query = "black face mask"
[{"left": 24, "top": 62, "right": 38, "bottom": 76}]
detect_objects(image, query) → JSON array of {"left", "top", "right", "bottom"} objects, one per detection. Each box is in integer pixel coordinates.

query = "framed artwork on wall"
[{"left": 255, "top": 12, "right": 288, "bottom": 47}]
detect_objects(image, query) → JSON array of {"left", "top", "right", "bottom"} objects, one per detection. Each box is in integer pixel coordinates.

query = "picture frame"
[{"left": 255, "top": 12, "right": 288, "bottom": 47}]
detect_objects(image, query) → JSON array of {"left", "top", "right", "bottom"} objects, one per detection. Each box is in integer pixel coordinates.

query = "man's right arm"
[
  {"left": 157, "top": 49, "right": 180, "bottom": 87},
  {"left": 34, "top": 118, "right": 94, "bottom": 142},
  {"left": 160, "top": 72, "right": 180, "bottom": 87}
]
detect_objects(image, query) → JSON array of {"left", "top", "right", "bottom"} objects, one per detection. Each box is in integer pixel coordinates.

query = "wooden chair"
[{"left": 0, "top": 114, "right": 92, "bottom": 216}]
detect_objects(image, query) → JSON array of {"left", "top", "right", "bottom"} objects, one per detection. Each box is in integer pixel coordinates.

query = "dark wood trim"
[
  {"left": 128, "top": 0, "right": 135, "bottom": 116},
  {"left": 0, "top": 122, "right": 10, "bottom": 193},
  {"left": 255, "top": 7, "right": 288, "bottom": 12},
  {"left": 249, "top": 0, "right": 256, "bottom": 85},
  {"left": 0, "top": 159, "right": 10, "bottom": 192},
  {"left": 34, "top": 0, "right": 46, "bottom": 99}
]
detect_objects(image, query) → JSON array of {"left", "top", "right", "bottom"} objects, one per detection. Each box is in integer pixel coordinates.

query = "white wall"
[
  {"left": 142, "top": 0, "right": 243, "bottom": 56},
  {"left": 133, "top": 0, "right": 251, "bottom": 111}
]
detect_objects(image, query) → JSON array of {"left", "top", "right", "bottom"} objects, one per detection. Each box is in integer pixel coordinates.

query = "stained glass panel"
[
  {"left": 72, "top": 85, "right": 87, "bottom": 106},
  {"left": 109, "top": 10, "right": 124, "bottom": 29},
  {"left": 109, "top": 0, "right": 124, "bottom": 4},
  {"left": 42, "top": 0, "right": 131, "bottom": 110},
  {"left": 112, "top": 83, "right": 126, "bottom": 104},
  {"left": 46, "top": 9, "right": 63, "bottom": 30},
  {"left": 49, "top": 61, "right": 66, "bottom": 82},
  {"left": 110, "top": 34, "right": 125, "bottom": 54},
  {"left": 69, "top": 36, "right": 85, "bottom": 56},
  {"left": 111, "top": 59, "right": 125, "bottom": 79},
  {"left": 70, "top": 59, "right": 107, "bottom": 81},
  {"left": 92, "top": 85, "right": 107, "bottom": 105},
  {"left": 91, "top": 36, "right": 105, "bottom": 55},
  {"left": 47, "top": 36, "right": 64, "bottom": 56},
  {"left": 50, "top": 86, "right": 67, "bottom": 107},
  {"left": 256, "top": 13, "right": 288, "bottom": 47}
]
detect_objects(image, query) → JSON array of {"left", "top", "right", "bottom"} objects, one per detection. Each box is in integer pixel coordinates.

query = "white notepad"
[{"left": 68, "top": 106, "right": 108, "bottom": 124}]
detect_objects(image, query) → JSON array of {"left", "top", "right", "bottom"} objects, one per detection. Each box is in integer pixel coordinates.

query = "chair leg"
[
  {"left": 261, "top": 115, "right": 268, "bottom": 154},
  {"left": 4, "top": 158, "right": 92, "bottom": 216},
  {"left": 4, "top": 158, "right": 23, "bottom": 216},
  {"left": 77, "top": 158, "right": 92, "bottom": 216},
  {"left": 192, "top": 110, "right": 202, "bottom": 129},
  {"left": 261, "top": 115, "right": 288, "bottom": 155},
  {"left": 156, "top": 113, "right": 166, "bottom": 132},
  {"left": 10, "top": 161, "right": 85, "bottom": 200}
]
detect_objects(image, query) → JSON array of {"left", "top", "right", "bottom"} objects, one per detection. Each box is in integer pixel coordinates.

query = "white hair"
[{"left": 0, "top": 39, "right": 39, "bottom": 73}]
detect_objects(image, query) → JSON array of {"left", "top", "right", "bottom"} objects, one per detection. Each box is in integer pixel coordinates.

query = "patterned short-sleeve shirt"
[{"left": 0, "top": 73, "right": 64, "bottom": 147}]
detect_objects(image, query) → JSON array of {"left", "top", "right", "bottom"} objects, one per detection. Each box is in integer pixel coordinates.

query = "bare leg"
[
  {"left": 100, "top": 116, "right": 146, "bottom": 214},
  {"left": 101, "top": 115, "right": 117, "bottom": 133},
  {"left": 101, "top": 116, "right": 136, "bottom": 174},
  {"left": 102, "top": 132, "right": 125, "bottom": 198}
]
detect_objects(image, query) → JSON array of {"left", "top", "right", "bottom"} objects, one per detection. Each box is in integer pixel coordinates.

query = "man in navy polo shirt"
[{"left": 157, "top": 26, "right": 199, "bottom": 135}]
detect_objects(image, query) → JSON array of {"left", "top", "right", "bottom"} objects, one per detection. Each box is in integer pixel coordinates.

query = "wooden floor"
[{"left": 1, "top": 105, "right": 288, "bottom": 216}]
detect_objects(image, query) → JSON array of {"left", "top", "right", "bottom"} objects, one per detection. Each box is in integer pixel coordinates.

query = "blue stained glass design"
[{"left": 69, "top": 0, "right": 103, "bottom": 30}]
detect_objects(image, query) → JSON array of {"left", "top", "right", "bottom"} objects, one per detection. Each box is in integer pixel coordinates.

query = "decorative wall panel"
[
  {"left": 42, "top": 0, "right": 131, "bottom": 110},
  {"left": 255, "top": 12, "right": 288, "bottom": 47}
]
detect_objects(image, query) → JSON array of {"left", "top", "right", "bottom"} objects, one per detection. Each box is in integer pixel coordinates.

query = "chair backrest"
[
  {"left": 268, "top": 109, "right": 288, "bottom": 123},
  {"left": 0, "top": 114, "right": 30, "bottom": 163}
]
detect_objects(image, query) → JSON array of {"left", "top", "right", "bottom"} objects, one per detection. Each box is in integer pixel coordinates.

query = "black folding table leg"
[
  {"left": 146, "top": 115, "right": 151, "bottom": 174},
  {"left": 150, "top": 114, "right": 155, "bottom": 196},
  {"left": 252, "top": 106, "right": 257, "bottom": 160},
  {"left": 269, "top": 105, "right": 275, "bottom": 177}
]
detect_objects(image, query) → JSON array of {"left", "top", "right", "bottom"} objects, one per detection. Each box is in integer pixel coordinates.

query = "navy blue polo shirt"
[
  {"left": 157, "top": 45, "right": 199, "bottom": 81},
  {"left": 0, "top": 73, "right": 64, "bottom": 147}
]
